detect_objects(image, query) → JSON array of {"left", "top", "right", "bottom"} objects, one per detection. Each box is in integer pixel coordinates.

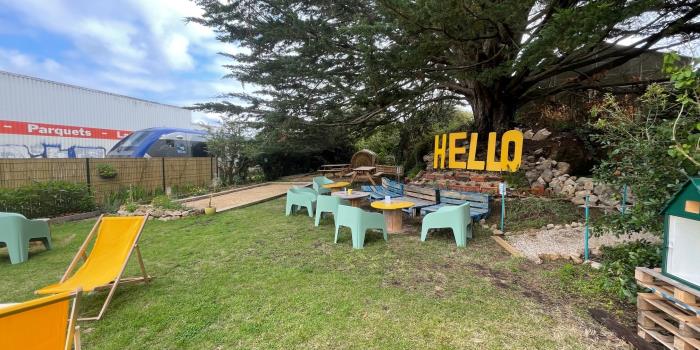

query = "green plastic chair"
[
  {"left": 285, "top": 187, "right": 317, "bottom": 217},
  {"left": 420, "top": 202, "right": 472, "bottom": 247},
  {"left": 314, "top": 195, "right": 349, "bottom": 226},
  {"left": 334, "top": 205, "right": 387, "bottom": 249},
  {"left": 0, "top": 212, "right": 52, "bottom": 264},
  {"left": 312, "top": 176, "right": 334, "bottom": 195}
]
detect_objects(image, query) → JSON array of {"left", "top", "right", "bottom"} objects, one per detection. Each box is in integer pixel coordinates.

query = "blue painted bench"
[
  {"left": 420, "top": 190, "right": 491, "bottom": 220},
  {"left": 362, "top": 178, "right": 403, "bottom": 200},
  {"left": 395, "top": 184, "right": 439, "bottom": 217}
]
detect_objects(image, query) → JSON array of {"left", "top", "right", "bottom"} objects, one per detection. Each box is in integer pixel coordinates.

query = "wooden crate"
[{"left": 636, "top": 267, "right": 700, "bottom": 350}]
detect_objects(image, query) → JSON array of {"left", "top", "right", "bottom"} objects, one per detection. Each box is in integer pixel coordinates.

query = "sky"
[{"left": 0, "top": 0, "right": 242, "bottom": 125}]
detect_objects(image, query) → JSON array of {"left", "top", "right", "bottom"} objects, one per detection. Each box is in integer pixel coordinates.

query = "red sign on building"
[{"left": 0, "top": 120, "right": 131, "bottom": 140}]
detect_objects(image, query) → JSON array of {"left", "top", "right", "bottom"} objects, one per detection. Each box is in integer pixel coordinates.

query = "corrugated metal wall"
[{"left": 0, "top": 70, "right": 192, "bottom": 158}]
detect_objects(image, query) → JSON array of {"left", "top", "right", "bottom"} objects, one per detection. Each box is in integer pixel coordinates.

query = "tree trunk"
[{"left": 469, "top": 84, "right": 516, "bottom": 133}]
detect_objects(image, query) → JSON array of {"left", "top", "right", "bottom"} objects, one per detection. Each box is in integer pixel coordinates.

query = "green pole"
[
  {"left": 621, "top": 184, "right": 627, "bottom": 215},
  {"left": 500, "top": 191, "right": 505, "bottom": 232},
  {"left": 584, "top": 194, "right": 590, "bottom": 261}
]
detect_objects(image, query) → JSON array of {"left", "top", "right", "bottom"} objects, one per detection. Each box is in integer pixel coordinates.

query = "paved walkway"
[{"left": 182, "top": 182, "right": 309, "bottom": 212}]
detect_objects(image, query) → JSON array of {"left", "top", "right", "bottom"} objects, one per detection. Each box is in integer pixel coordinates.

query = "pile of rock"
[
  {"left": 521, "top": 156, "right": 631, "bottom": 208},
  {"left": 116, "top": 205, "right": 203, "bottom": 221}
]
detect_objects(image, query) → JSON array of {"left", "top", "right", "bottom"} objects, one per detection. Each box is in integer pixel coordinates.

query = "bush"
[
  {"left": 599, "top": 240, "right": 662, "bottom": 302},
  {"left": 96, "top": 163, "right": 118, "bottom": 179},
  {"left": 591, "top": 54, "right": 699, "bottom": 236},
  {"left": 151, "top": 195, "right": 184, "bottom": 210},
  {"left": 0, "top": 181, "right": 96, "bottom": 218}
]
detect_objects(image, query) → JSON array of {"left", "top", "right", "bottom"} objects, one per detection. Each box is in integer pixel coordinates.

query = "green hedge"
[{"left": 0, "top": 181, "right": 96, "bottom": 219}]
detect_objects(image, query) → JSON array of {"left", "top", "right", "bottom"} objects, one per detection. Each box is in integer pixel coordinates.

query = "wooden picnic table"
[
  {"left": 318, "top": 164, "right": 350, "bottom": 177},
  {"left": 370, "top": 200, "right": 414, "bottom": 233},
  {"left": 350, "top": 166, "right": 377, "bottom": 185}
]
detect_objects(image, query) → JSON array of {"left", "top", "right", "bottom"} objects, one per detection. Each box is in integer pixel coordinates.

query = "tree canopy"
[{"left": 192, "top": 0, "right": 700, "bottom": 133}]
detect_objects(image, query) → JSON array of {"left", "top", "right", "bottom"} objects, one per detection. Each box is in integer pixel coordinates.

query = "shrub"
[
  {"left": 151, "top": 195, "right": 184, "bottom": 210},
  {"left": 96, "top": 163, "right": 118, "bottom": 179},
  {"left": 0, "top": 181, "right": 96, "bottom": 218},
  {"left": 591, "top": 77, "right": 699, "bottom": 235},
  {"left": 599, "top": 240, "right": 662, "bottom": 303}
]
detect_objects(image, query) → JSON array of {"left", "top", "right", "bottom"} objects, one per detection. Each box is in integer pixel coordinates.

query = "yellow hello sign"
[{"left": 433, "top": 130, "right": 523, "bottom": 172}]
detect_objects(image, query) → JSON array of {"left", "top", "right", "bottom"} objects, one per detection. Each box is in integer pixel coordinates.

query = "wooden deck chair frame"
[
  {"left": 1, "top": 289, "right": 82, "bottom": 350},
  {"left": 58, "top": 214, "right": 152, "bottom": 321}
]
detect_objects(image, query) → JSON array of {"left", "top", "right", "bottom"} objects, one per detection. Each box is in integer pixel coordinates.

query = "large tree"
[{"left": 193, "top": 0, "right": 700, "bottom": 133}]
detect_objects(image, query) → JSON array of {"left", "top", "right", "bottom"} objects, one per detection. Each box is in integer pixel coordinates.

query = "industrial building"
[{"left": 0, "top": 70, "right": 192, "bottom": 158}]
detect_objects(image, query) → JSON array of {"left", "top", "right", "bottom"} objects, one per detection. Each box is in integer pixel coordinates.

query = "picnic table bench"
[
  {"left": 420, "top": 190, "right": 491, "bottom": 220},
  {"left": 317, "top": 164, "right": 350, "bottom": 177}
]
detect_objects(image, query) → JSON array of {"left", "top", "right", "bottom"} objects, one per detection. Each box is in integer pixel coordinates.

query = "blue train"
[{"left": 107, "top": 127, "right": 209, "bottom": 158}]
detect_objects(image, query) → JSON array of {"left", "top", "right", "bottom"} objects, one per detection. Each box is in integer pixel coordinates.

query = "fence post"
[
  {"left": 85, "top": 158, "right": 91, "bottom": 190},
  {"left": 161, "top": 158, "right": 166, "bottom": 192}
]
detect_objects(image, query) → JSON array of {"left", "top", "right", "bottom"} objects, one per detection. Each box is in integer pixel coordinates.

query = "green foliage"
[
  {"left": 96, "top": 163, "right": 117, "bottom": 179},
  {"left": 205, "top": 121, "right": 257, "bottom": 185},
  {"left": 502, "top": 169, "right": 529, "bottom": 190},
  {"left": 502, "top": 198, "right": 582, "bottom": 232},
  {"left": 193, "top": 0, "right": 699, "bottom": 134},
  {"left": 124, "top": 201, "right": 138, "bottom": 213},
  {"left": 171, "top": 184, "right": 209, "bottom": 199},
  {"left": 599, "top": 240, "right": 662, "bottom": 303},
  {"left": 151, "top": 195, "right": 185, "bottom": 210},
  {"left": 355, "top": 126, "right": 400, "bottom": 164},
  {"left": 405, "top": 165, "right": 423, "bottom": 179},
  {"left": 591, "top": 55, "right": 699, "bottom": 236},
  {"left": 0, "top": 181, "right": 95, "bottom": 219}
]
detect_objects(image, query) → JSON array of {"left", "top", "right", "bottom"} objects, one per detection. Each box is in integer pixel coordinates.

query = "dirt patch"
[{"left": 589, "top": 308, "right": 658, "bottom": 350}]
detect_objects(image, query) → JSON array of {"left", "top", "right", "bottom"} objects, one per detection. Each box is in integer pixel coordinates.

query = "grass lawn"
[{"left": 1, "top": 198, "right": 626, "bottom": 349}]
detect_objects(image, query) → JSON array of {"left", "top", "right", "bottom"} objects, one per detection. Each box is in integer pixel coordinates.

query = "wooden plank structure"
[
  {"left": 420, "top": 190, "right": 492, "bottom": 220},
  {"left": 372, "top": 165, "right": 404, "bottom": 180},
  {"left": 317, "top": 163, "right": 350, "bottom": 178},
  {"left": 0, "top": 158, "right": 215, "bottom": 203},
  {"left": 395, "top": 184, "right": 438, "bottom": 217},
  {"left": 636, "top": 267, "right": 700, "bottom": 350},
  {"left": 362, "top": 177, "right": 404, "bottom": 200}
]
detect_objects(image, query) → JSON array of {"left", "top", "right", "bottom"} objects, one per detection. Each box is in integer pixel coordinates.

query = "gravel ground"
[{"left": 505, "top": 222, "right": 660, "bottom": 263}]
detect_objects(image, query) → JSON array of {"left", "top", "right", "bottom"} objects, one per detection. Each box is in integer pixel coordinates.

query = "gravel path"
[
  {"left": 183, "top": 182, "right": 308, "bottom": 212},
  {"left": 505, "top": 223, "right": 660, "bottom": 263}
]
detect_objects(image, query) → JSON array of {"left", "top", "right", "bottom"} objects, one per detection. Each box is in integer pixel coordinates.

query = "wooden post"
[
  {"left": 161, "top": 158, "right": 166, "bottom": 192},
  {"left": 85, "top": 158, "right": 91, "bottom": 190}
]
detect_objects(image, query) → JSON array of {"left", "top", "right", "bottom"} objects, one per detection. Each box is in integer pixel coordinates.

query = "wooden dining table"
[{"left": 350, "top": 166, "right": 376, "bottom": 185}]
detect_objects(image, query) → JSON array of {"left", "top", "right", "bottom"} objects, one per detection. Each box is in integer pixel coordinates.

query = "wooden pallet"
[
  {"left": 636, "top": 267, "right": 700, "bottom": 350},
  {"left": 636, "top": 267, "right": 700, "bottom": 316},
  {"left": 638, "top": 293, "right": 700, "bottom": 350}
]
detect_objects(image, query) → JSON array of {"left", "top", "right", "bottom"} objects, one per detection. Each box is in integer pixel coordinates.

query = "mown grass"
[{"left": 1, "top": 198, "right": 621, "bottom": 349}]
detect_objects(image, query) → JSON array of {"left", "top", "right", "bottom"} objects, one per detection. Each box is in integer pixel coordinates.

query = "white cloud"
[{"left": 0, "top": 0, "right": 245, "bottom": 125}]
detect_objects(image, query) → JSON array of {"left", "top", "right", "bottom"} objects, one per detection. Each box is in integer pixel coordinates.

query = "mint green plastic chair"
[
  {"left": 314, "top": 195, "right": 348, "bottom": 226},
  {"left": 312, "top": 176, "right": 334, "bottom": 195},
  {"left": 334, "top": 205, "right": 387, "bottom": 249},
  {"left": 420, "top": 202, "right": 472, "bottom": 247},
  {"left": 0, "top": 212, "right": 52, "bottom": 264},
  {"left": 285, "top": 187, "right": 317, "bottom": 217}
]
